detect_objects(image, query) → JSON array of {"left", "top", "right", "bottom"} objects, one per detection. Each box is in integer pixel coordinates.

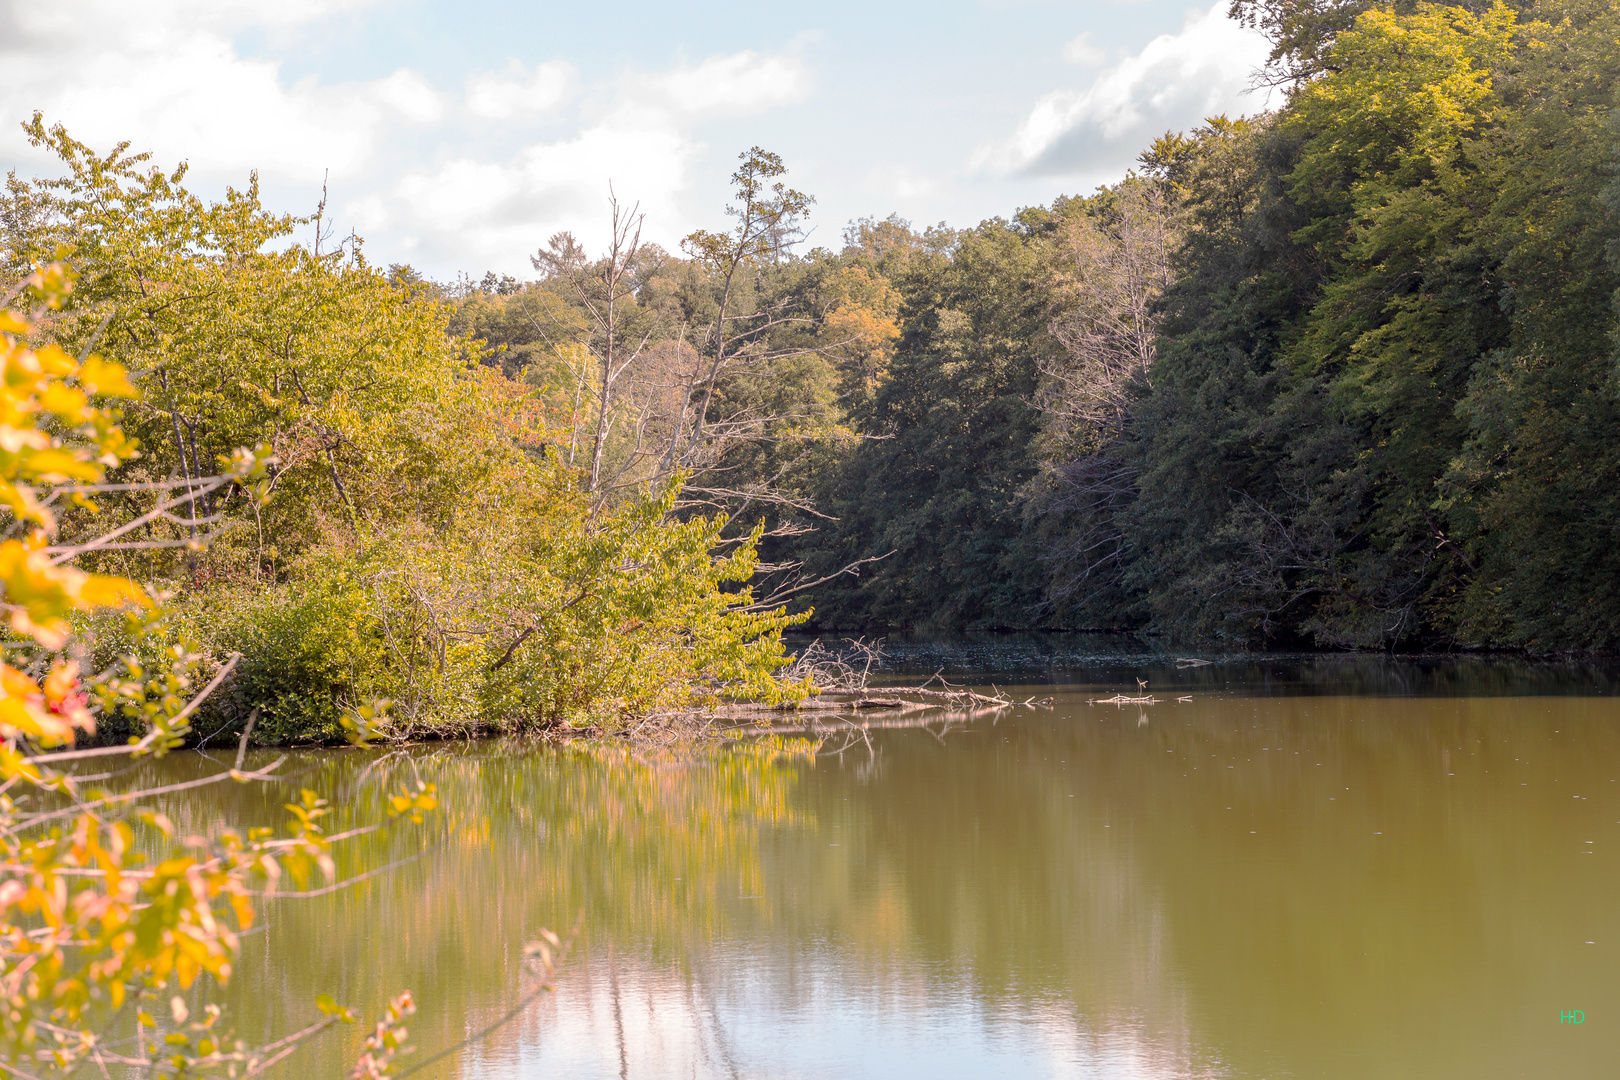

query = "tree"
[
  {"left": 531, "top": 194, "right": 664, "bottom": 501},
  {"left": 0, "top": 266, "right": 479, "bottom": 1077},
  {"left": 3, "top": 116, "right": 472, "bottom": 570},
  {"left": 5, "top": 123, "right": 813, "bottom": 738},
  {"left": 1228, "top": 0, "right": 1381, "bottom": 84},
  {"left": 673, "top": 148, "right": 819, "bottom": 485},
  {"left": 1033, "top": 0, "right": 1620, "bottom": 649},
  {"left": 791, "top": 213, "right": 1060, "bottom": 630},
  {"left": 1021, "top": 178, "right": 1179, "bottom": 617},
  {"left": 1436, "top": 0, "right": 1620, "bottom": 647}
]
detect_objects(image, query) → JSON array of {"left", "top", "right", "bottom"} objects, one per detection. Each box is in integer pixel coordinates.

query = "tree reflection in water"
[{"left": 130, "top": 685, "right": 1620, "bottom": 1079}]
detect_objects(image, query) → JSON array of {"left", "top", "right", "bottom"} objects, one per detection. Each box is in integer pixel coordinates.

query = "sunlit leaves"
[
  {"left": 0, "top": 268, "right": 440, "bottom": 1071},
  {"left": 1285, "top": 0, "right": 1519, "bottom": 263},
  {"left": 681, "top": 148, "right": 813, "bottom": 270},
  {"left": 315, "top": 992, "right": 358, "bottom": 1022},
  {"left": 0, "top": 287, "right": 149, "bottom": 746},
  {"left": 387, "top": 783, "right": 438, "bottom": 825}
]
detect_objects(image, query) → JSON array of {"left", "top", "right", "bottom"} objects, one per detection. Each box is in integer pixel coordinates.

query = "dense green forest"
[{"left": 450, "top": 0, "right": 1620, "bottom": 652}]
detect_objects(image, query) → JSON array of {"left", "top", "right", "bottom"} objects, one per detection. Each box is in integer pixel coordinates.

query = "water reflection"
[
  {"left": 851, "top": 632, "right": 1620, "bottom": 697},
  {"left": 135, "top": 679, "right": 1620, "bottom": 1078}
]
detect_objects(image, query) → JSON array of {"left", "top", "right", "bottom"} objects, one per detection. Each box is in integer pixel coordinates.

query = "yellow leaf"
[
  {"left": 32, "top": 344, "right": 75, "bottom": 377},
  {"left": 78, "top": 357, "right": 138, "bottom": 399},
  {"left": 79, "top": 574, "right": 149, "bottom": 608},
  {"left": 20, "top": 448, "right": 99, "bottom": 482}
]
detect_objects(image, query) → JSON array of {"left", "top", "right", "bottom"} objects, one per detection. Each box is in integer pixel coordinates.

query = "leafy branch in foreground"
[{"left": 0, "top": 268, "right": 566, "bottom": 1077}]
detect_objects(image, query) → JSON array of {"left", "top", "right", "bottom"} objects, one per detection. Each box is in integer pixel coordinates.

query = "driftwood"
[
  {"left": 1089, "top": 694, "right": 1159, "bottom": 705},
  {"left": 715, "top": 665, "right": 1055, "bottom": 729},
  {"left": 776, "top": 637, "right": 885, "bottom": 693},
  {"left": 710, "top": 698, "right": 934, "bottom": 718},
  {"left": 806, "top": 679, "right": 1054, "bottom": 712},
  {"left": 1174, "top": 658, "right": 1212, "bottom": 668},
  {"left": 831, "top": 686, "right": 1009, "bottom": 708},
  {"left": 737, "top": 709, "right": 1002, "bottom": 737},
  {"left": 708, "top": 647, "right": 1060, "bottom": 747}
]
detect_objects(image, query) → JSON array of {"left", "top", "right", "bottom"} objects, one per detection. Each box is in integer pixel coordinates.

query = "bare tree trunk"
[
  {"left": 1025, "top": 178, "right": 1180, "bottom": 606},
  {"left": 679, "top": 258, "right": 739, "bottom": 472},
  {"left": 533, "top": 192, "right": 658, "bottom": 502},
  {"left": 1038, "top": 180, "right": 1176, "bottom": 454}
]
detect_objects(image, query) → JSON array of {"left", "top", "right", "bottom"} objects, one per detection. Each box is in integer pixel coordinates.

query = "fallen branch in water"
[
  {"left": 1089, "top": 694, "right": 1159, "bottom": 705},
  {"left": 745, "top": 685, "right": 1042, "bottom": 714},
  {"left": 779, "top": 636, "right": 886, "bottom": 693},
  {"left": 669, "top": 643, "right": 1057, "bottom": 738},
  {"left": 732, "top": 706, "right": 1008, "bottom": 737},
  {"left": 715, "top": 686, "right": 1056, "bottom": 731},
  {"left": 828, "top": 685, "right": 1012, "bottom": 708},
  {"left": 718, "top": 646, "right": 1031, "bottom": 716}
]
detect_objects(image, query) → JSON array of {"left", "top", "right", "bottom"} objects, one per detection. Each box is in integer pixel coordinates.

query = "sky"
[{"left": 0, "top": 0, "right": 1275, "bottom": 279}]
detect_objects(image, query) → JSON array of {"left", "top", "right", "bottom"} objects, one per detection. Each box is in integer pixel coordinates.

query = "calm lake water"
[{"left": 138, "top": 648, "right": 1620, "bottom": 1078}]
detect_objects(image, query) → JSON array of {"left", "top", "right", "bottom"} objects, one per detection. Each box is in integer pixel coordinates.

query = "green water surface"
[{"left": 134, "top": 662, "right": 1620, "bottom": 1078}]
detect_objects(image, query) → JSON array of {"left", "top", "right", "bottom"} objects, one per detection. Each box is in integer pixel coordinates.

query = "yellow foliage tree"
[
  {"left": 0, "top": 268, "right": 459, "bottom": 1077},
  {"left": 819, "top": 266, "right": 901, "bottom": 395}
]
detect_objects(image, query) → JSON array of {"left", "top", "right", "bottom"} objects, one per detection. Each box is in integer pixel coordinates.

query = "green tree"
[
  {"left": 793, "top": 214, "right": 1061, "bottom": 630},
  {"left": 4, "top": 122, "right": 810, "bottom": 737}
]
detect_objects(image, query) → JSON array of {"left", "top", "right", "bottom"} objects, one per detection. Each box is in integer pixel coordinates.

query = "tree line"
[{"left": 442, "top": 0, "right": 1620, "bottom": 652}]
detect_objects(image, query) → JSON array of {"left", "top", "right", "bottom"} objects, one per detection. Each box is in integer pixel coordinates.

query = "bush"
[{"left": 169, "top": 489, "right": 806, "bottom": 743}]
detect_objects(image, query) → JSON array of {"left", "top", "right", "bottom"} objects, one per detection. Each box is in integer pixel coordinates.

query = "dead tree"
[
  {"left": 531, "top": 192, "right": 663, "bottom": 499},
  {"left": 1026, "top": 177, "right": 1179, "bottom": 605}
]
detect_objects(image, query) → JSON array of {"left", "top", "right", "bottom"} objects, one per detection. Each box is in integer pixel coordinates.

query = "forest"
[
  {"left": 0, "top": 0, "right": 1616, "bottom": 755},
  {"left": 441, "top": 0, "right": 1620, "bottom": 653}
]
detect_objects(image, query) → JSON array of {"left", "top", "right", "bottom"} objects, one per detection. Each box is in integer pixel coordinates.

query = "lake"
[{"left": 140, "top": 646, "right": 1620, "bottom": 1078}]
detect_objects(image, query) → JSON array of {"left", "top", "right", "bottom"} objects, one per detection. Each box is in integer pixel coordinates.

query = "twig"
[
  {"left": 18, "top": 756, "right": 287, "bottom": 826},
  {"left": 234, "top": 706, "right": 260, "bottom": 770},
  {"left": 24, "top": 654, "right": 242, "bottom": 768},
  {"left": 247, "top": 849, "right": 430, "bottom": 899},
  {"left": 390, "top": 913, "right": 583, "bottom": 1078}
]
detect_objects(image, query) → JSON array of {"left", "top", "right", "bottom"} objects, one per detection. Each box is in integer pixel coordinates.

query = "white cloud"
[
  {"left": 382, "top": 113, "right": 695, "bottom": 273},
  {"left": 0, "top": 0, "right": 381, "bottom": 48},
  {"left": 347, "top": 193, "right": 390, "bottom": 234},
  {"left": 0, "top": 1, "right": 812, "bottom": 277},
  {"left": 371, "top": 68, "right": 445, "bottom": 124},
  {"left": 864, "top": 164, "right": 936, "bottom": 201},
  {"left": 465, "top": 61, "right": 575, "bottom": 119},
  {"left": 974, "top": 1, "right": 1271, "bottom": 179},
  {"left": 633, "top": 51, "right": 811, "bottom": 117},
  {"left": 1061, "top": 32, "right": 1106, "bottom": 66},
  {"left": 378, "top": 49, "right": 812, "bottom": 272},
  {"left": 393, "top": 121, "right": 690, "bottom": 241},
  {"left": 0, "top": 0, "right": 424, "bottom": 181}
]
